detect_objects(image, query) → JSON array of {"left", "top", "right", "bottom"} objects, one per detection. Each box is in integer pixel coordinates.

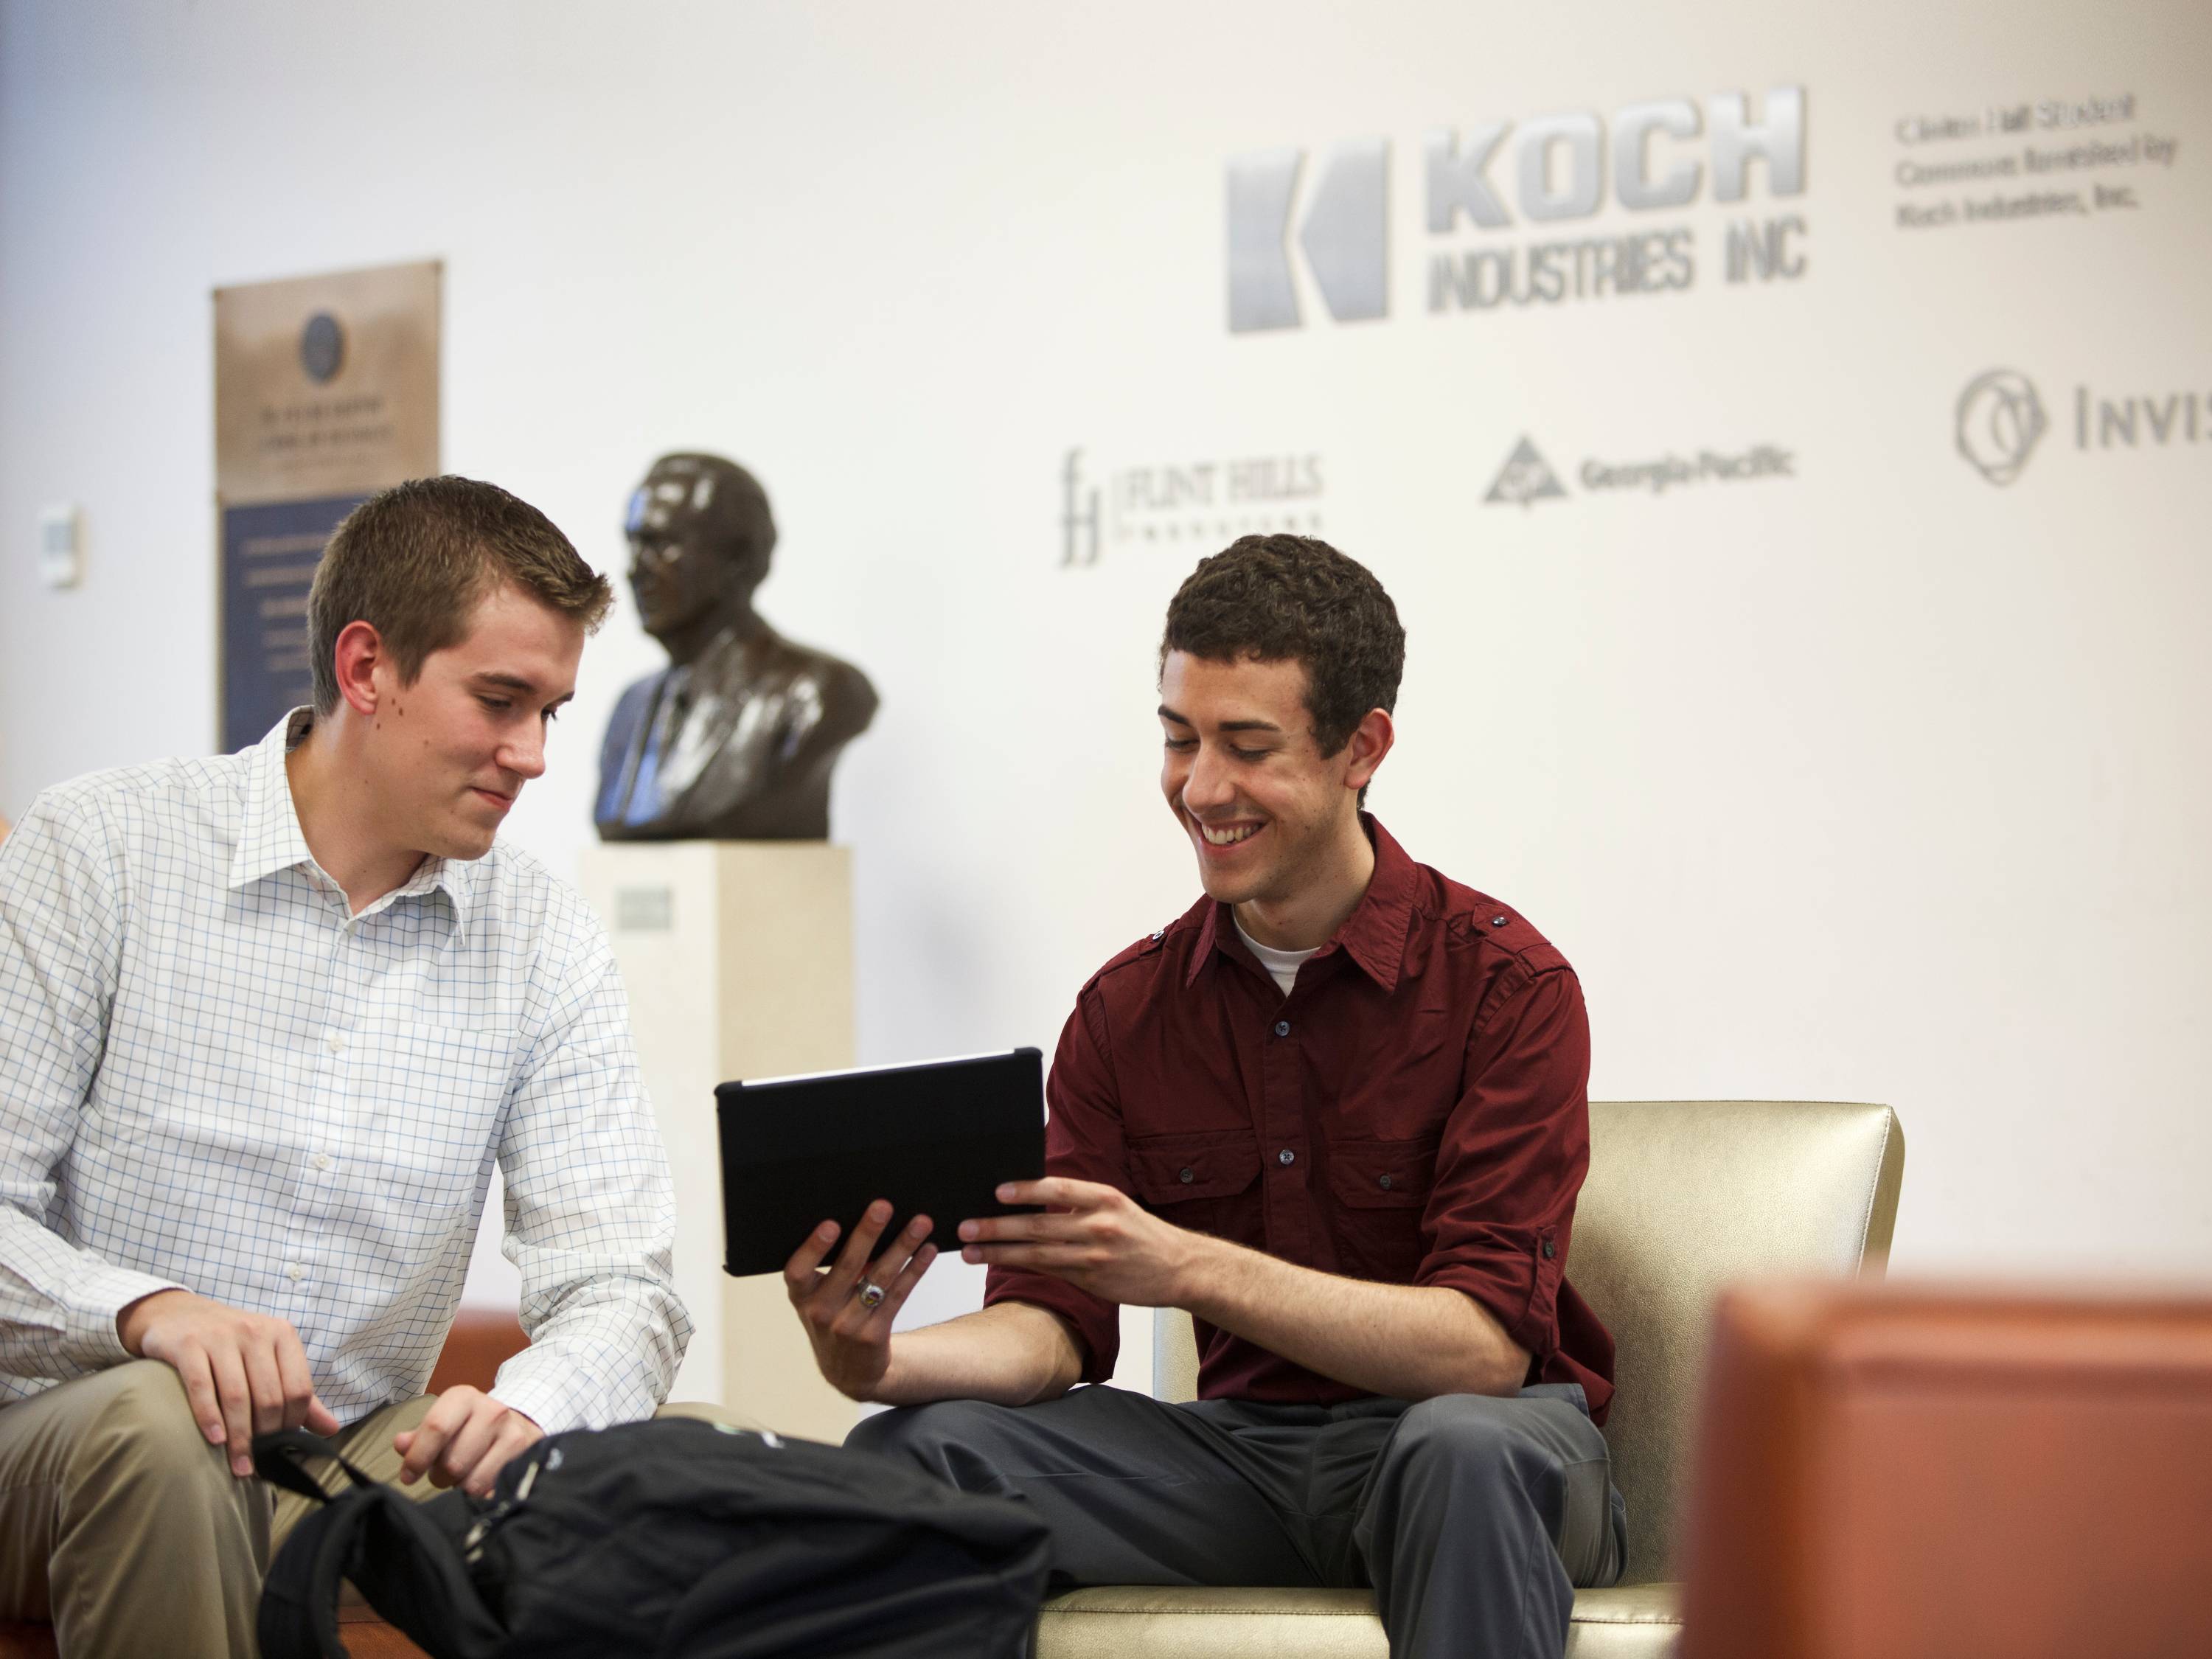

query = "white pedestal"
[{"left": 577, "top": 841, "right": 860, "bottom": 1444}]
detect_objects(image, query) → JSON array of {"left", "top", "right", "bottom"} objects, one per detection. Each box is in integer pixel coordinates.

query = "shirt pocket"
[
  {"left": 349, "top": 1024, "right": 512, "bottom": 1219},
  {"left": 1125, "top": 1128, "right": 1262, "bottom": 1239},
  {"left": 1324, "top": 1137, "right": 1436, "bottom": 1281}
]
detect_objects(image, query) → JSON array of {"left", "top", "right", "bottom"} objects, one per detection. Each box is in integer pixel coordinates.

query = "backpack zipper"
[{"left": 463, "top": 1444, "right": 553, "bottom": 1562}]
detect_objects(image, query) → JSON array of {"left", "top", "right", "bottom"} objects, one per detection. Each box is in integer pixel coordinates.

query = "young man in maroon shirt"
[{"left": 786, "top": 536, "right": 1624, "bottom": 1658}]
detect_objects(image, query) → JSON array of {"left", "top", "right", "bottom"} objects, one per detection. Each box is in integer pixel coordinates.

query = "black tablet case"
[{"left": 716, "top": 1048, "right": 1047, "bottom": 1279}]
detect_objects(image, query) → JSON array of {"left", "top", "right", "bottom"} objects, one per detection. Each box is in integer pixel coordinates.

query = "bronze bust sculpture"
[{"left": 594, "top": 453, "right": 878, "bottom": 840}]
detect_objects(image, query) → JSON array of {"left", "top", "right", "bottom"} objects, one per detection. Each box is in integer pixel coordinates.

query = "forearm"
[
  {"left": 872, "top": 1301, "right": 1084, "bottom": 1408},
  {"left": 1178, "top": 1234, "right": 1528, "bottom": 1401},
  {"left": 0, "top": 1206, "right": 183, "bottom": 1377},
  {"left": 497, "top": 1269, "right": 689, "bottom": 1432}
]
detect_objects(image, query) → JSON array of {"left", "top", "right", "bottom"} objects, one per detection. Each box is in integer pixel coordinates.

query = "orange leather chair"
[{"left": 1676, "top": 1281, "right": 2212, "bottom": 1659}]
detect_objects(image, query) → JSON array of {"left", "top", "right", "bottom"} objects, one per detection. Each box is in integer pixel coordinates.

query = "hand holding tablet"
[{"left": 717, "top": 1048, "right": 1047, "bottom": 1278}]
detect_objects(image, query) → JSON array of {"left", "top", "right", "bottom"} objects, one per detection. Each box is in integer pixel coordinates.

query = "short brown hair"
[
  {"left": 307, "top": 476, "right": 612, "bottom": 714},
  {"left": 1161, "top": 534, "right": 1405, "bottom": 757}
]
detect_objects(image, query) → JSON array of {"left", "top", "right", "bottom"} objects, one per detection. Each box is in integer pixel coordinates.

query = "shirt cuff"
[
  {"left": 69, "top": 1265, "right": 189, "bottom": 1370},
  {"left": 485, "top": 1358, "right": 587, "bottom": 1436},
  {"left": 1423, "top": 1234, "right": 1562, "bottom": 1364},
  {"left": 984, "top": 1267, "right": 1119, "bottom": 1385}
]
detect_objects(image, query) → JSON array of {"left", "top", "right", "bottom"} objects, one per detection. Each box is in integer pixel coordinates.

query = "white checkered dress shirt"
[{"left": 0, "top": 711, "right": 691, "bottom": 1431}]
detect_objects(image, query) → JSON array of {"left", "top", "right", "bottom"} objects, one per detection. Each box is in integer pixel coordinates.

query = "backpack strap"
[
  {"left": 251, "top": 1430, "right": 508, "bottom": 1659},
  {"left": 253, "top": 1432, "right": 375, "bottom": 1659},
  {"left": 253, "top": 1427, "right": 379, "bottom": 1506}
]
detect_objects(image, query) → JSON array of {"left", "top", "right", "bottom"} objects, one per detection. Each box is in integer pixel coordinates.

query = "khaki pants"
[
  {"left": 0, "top": 1363, "right": 747, "bottom": 1658},
  {"left": 0, "top": 1361, "right": 437, "bottom": 1658}
]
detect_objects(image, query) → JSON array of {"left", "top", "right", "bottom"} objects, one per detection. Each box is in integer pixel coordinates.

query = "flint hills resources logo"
[
  {"left": 1484, "top": 435, "right": 1795, "bottom": 507},
  {"left": 1953, "top": 367, "right": 2210, "bottom": 485},
  {"left": 1228, "top": 85, "right": 1808, "bottom": 333},
  {"left": 1060, "top": 448, "right": 1326, "bottom": 568}
]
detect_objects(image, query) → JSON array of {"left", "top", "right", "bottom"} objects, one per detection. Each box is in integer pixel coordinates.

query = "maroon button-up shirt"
[{"left": 986, "top": 817, "right": 1615, "bottom": 1423}]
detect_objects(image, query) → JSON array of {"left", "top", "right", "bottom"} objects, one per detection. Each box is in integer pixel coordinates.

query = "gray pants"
[{"left": 848, "top": 1382, "right": 1627, "bottom": 1659}]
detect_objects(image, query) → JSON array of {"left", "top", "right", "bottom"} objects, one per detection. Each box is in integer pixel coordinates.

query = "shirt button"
[
  {"left": 1378, "top": 1174, "right": 1393, "bottom": 1190},
  {"left": 1542, "top": 1239, "right": 1557, "bottom": 1259},
  {"left": 285, "top": 1264, "right": 306, "bottom": 1282},
  {"left": 1278, "top": 1148, "right": 1295, "bottom": 1166},
  {"left": 311, "top": 1153, "right": 333, "bottom": 1172},
  {"left": 1273, "top": 1020, "right": 1290, "bottom": 1037},
  {"left": 1179, "top": 1167, "right": 1195, "bottom": 1183},
  {"left": 324, "top": 1031, "right": 345, "bottom": 1054},
  {"left": 1491, "top": 914, "right": 1508, "bottom": 928}
]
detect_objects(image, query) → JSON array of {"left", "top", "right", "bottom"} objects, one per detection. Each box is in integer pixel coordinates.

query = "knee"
[
  {"left": 70, "top": 1361, "right": 230, "bottom": 1499},
  {"left": 845, "top": 1399, "right": 1018, "bottom": 1489},
  {"left": 1386, "top": 1394, "right": 1548, "bottom": 1487}
]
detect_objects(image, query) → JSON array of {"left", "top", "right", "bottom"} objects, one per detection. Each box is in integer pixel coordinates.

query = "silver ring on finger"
[{"left": 855, "top": 1281, "right": 887, "bottom": 1310}]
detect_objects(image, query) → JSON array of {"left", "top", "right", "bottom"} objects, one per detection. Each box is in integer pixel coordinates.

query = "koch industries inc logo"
[
  {"left": 1228, "top": 86, "right": 1808, "bottom": 333},
  {"left": 1955, "top": 369, "right": 2047, "bottom": 486}
]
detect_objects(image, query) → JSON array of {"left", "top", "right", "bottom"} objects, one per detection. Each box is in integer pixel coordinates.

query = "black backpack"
[{"left": 253, "top": 1416, "right": 1052, "bottom": 1658}]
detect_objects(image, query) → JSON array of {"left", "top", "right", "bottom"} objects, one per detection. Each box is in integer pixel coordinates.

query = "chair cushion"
[
  {"left": 1037, "top": 1587, "right": 1385, "bottom": 1659},
  {"left": 1034, "top": 1583, "right": 1680, "bottom": 1659}
]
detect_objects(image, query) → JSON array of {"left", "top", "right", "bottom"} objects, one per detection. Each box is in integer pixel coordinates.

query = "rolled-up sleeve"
[
  {"left": 983, "top": 988, "right": 1124, "bottom": 1384},
  {"left": 1416, "top": 961, "right": 1592, "bottom": 1366},
  {"left": 486, "top": 923, "right": 692, "bottom": 1433}
]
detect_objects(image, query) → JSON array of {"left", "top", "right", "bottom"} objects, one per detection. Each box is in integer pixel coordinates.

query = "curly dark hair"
[{"left": 1159, "top": 534, "right": 1405, "bottom": 762}]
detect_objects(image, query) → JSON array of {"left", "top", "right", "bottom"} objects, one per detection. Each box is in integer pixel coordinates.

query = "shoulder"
[
  {"left": 465, "top": 837, "right": 613, "bottom": 978},
  {"left": 1418, "top": 865, "right": 1573, "bottom": 979},
  {"left": 763, "top": 635, "right": 879, "bottom": 717},
  {"left": 16, "top": 751, "right": 244, "bottom": 866},
  {"left": 1075, "top": 893, "right": 1212, "bottom": 1004},
  {"left": 1392, "top": 852, "right": 1579, "bottom": 1037}
]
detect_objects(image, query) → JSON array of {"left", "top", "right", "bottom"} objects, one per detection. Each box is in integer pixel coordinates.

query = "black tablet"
[{"left": 715, "top": 1048, "right": 1047, "bottom": 1279}]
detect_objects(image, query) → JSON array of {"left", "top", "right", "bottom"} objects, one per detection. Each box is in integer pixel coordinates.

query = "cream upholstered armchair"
[{"left": 1032, "top": 1100, "right": 1905, "bottom": 1658}]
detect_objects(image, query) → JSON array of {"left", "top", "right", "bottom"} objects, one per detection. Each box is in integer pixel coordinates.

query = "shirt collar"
[
  {"left": 227, "top": 706, "right": 476, "bottom": 936},
  {"left": 1186, "top": 814, "right": 1419, "bottom": 995},
  {"left": 227, "top": 709, "right": 319, "bottom": 891}
]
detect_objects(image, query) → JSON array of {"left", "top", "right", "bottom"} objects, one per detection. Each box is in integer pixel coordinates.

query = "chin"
[
  {"left": 1193, "top": 863, "right": 1264, "bottom": 908},
  {"left": 435, "top": 823, "right": 498, "bottom": 862}
]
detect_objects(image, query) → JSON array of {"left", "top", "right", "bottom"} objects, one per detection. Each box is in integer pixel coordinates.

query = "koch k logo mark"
[{"left": 1227, "top": 141, "right": 1389, "bottom": 333}]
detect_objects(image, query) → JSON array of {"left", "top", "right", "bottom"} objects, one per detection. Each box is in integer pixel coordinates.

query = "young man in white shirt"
[{"left": 0, "top": 476, "right": 691, "bottom": 1656}]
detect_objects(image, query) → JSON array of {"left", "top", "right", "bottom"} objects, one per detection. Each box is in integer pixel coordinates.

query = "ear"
[
  {"left": 330, "top": 620, "right": 391, "bottom": 717},
  {"left": 1342, "top": 708, "right": 1395, "bottom": 793}
]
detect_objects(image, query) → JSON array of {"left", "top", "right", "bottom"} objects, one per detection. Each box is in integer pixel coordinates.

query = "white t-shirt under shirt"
[{"left": 1233, "top": 915, "right": 1321, "bottom": 998}]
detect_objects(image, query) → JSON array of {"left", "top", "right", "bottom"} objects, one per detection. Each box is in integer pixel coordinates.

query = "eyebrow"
[
  {"left": 1156, "top": 704, "right": 1281, "bottom": 734},
  {"left": 473, "top": 672, "right": 574, "bottom": 706}
]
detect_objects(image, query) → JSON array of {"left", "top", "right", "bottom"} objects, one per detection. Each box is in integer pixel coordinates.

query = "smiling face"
[
  {"left": 363, "top": 581, "right": 585, "bottom": 860},
  {"left": 1158, "top": 650, "right": 1384, "bottom": 921}
]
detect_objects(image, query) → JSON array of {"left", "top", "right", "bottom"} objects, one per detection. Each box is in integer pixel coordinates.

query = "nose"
[
  {"left": 499, "top": 723, "right": 548, "bottom": 782},
  {"left": 1180, "top": 742, "right": 1236, "bottom": 815}
]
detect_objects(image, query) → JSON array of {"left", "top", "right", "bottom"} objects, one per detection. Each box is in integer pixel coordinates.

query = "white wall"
[{"left": 4, "top": 0, "right": 2208, "bottom": 1357}]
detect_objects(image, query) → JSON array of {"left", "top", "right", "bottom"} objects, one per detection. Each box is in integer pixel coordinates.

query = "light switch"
[{"left": 38, "top": 504, "right": 81, "bottom": 589}]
